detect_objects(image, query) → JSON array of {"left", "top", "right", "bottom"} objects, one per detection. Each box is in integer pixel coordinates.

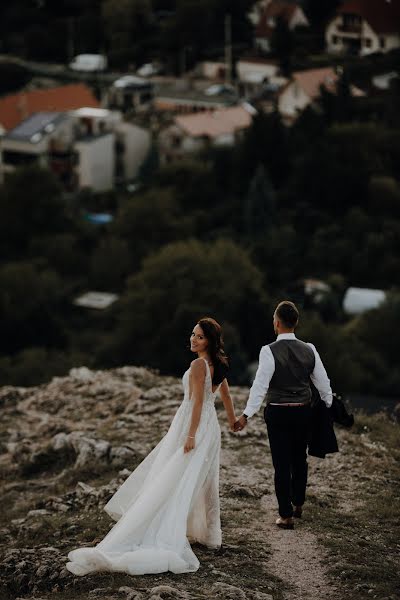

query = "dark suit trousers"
[{"left": 264, "top": 404, "right": 312, "bottom": 518}]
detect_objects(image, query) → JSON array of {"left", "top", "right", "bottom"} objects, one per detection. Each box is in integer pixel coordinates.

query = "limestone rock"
[
  {"left": 149, "top": 585, "right": 189, "bottom": 599},
  {"left": 211, "top": 582, "right": 247, "bottom": 599}
]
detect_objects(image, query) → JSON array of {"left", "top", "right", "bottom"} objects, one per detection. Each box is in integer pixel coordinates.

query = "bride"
[{"left": 66, "top": 317, "right": 237, "bottom": 576}]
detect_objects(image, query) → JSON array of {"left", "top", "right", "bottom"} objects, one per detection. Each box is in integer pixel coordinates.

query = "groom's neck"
[{"left": 276, "top": 327, "right": 295, "bottom": 335}]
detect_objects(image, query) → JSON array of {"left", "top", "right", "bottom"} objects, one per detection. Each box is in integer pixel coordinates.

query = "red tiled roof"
[
  {"left": 256, "top": 1, "right": 299, "bottom": 38},
  {"left": 338, "top": 0, "right": 400, "bottom": 34},
  {"left": 175, "top": 105, "right": 253, "bottom": 138},
  {"left": 293, "top": 68, "right": 338, "bottom": 99},
  {"left": 0, "top": 83, "right": 100, "bottom": 132},
  {"left": 290, "top": 67, "right": 365, "bottom": 99}
]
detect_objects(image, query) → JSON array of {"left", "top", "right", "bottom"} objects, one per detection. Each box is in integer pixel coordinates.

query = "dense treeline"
[
  {"left": 0, "top": 0, "right": 342, "bottom": 69},
  {"left": 1, "top": 89, "right": 400, "bottom": 391}
]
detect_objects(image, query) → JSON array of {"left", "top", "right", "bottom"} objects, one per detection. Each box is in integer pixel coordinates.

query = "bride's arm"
[
  {"left": 219, "top": 378, "right": 236, "bottom": 431},
  {"left": 184, "top": 358, "right": 206, "bottom": 453}
]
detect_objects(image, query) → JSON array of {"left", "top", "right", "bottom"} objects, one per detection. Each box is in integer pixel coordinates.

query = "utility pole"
[
  {"left": 67, "top": 17, "right": 75, "bottom": 62},
  {"left": 224, "top": 14, "right": 232, "bottom": 84}
]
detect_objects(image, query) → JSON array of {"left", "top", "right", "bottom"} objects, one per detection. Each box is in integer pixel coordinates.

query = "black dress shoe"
[{"left": 276, "top": 517, "right": 294, "bottom": 530}]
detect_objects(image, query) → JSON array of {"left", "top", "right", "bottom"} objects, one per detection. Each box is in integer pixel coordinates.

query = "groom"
[{"left": 235, "top": 301, "right": 332, "bottom": 529}]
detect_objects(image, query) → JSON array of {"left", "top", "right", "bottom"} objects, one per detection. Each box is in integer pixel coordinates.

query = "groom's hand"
[{"left": 234, "top": 415, "right": 248, "bottom": 432}]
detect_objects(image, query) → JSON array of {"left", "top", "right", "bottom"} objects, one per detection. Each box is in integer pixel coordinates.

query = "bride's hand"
[
  {"left": 184, "top": 435, "right": 195, "bottom": 453},
  {"left": 229, "top": 416, "right": 237, "bottom": 432}
]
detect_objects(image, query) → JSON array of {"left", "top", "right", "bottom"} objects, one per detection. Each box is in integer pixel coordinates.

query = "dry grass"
[{"left": 305, "top": 412, "right": 400, "bottom": 600}]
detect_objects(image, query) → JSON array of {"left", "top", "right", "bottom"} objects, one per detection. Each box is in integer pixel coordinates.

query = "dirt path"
[
  {"left": 260, "top": 493, "right": 335, "bottom": 600},
  {"left": 221, "top": 410, "right": 344, "bottom": 600}
]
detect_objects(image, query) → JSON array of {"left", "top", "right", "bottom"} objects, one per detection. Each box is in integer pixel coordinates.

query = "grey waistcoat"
[{"left": 266, "top": 339, "right": 316, "bottom": 405}]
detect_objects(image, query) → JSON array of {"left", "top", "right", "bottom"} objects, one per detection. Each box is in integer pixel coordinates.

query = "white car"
[
  {"left": 69, "top": 54, "right": 107, "bottom": 72},
  {"left": 204, "top": 83, "right": 236, "bottom": 96},
  {"left": 136, "top": 62, "right": 162, "bottom": 77},
  {"left": 112, "top": 75, "right": 148, "bottom": 88}
]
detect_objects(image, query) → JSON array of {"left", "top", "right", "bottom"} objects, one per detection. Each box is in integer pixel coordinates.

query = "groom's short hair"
[{"left": 275, "top": 301, "right": 299, "bottom": 328}]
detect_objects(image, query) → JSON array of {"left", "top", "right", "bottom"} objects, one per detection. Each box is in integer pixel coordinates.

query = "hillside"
[{"left": 0, "top": 366, "right": 399, "bottom": 600}]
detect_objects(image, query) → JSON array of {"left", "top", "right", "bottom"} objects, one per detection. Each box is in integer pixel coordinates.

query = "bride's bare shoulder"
[{"left": 190, "top": 358, "right": 207, "bottom": 379}]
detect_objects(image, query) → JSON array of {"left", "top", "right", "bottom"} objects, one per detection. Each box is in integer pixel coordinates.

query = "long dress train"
[{"left": 66, "top": 359, "right": 222, "bottom": 576}]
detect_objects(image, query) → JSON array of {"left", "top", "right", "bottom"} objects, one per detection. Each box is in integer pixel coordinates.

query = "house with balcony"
[{"left": 326, "top": 0, "right": 400, "bottom": 56}]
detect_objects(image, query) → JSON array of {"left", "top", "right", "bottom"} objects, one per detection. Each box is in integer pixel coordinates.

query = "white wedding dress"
[{"left": 66, "top": 359, "right": 222, "bottom": 576}]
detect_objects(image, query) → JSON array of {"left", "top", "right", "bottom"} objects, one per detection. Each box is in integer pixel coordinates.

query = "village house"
[
  {"left": 1, "top": 112, "right": 76, "bottom": 188},
  {"left": 158, "top": 104, "right": 255, "bottom": 164},
  {"left": 1, "top": 106, "right": 151, "bottom": 192},
  {"left": 326, "top": 0, "right": 400, "bottom": 56},
  {"left": 237, "top": 57, "right": 279, "bottom": 92},
  {"left": 107, "top": 75, "right": 154, "bottom": 113},
  {"left": 154, "top": 79, "right": 238, "bottom": 114},
  {"left": 278, "top": 67, "right": 365, "bottom": 124},
  {"left": 197, "top": 61, "right": 228, "bottom": 81},
  {"left": 254, "top": 0, "right": 309, "bottom": 53}
]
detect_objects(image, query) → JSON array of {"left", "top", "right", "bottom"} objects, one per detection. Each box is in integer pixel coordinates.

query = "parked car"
[
  {"left": 204, "top": 83, "right": 237, "bottom": 96},
  {"left": 69, "top": 54, "right": 107, "bottom": 72},
  {"left": 136, "top": 62, "right": 163, "bottom": 77}
]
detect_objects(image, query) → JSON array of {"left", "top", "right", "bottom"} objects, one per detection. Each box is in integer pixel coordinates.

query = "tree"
[
  {"left": 0, "top": 167, "right": 71, "bottom": 259},
  {"left": 100, "top": 239, "right": 270, "bottom": 380},
  {"left": 101, "top": 0, "right": 154, "bottom": 66},
  {"left": 270, "top": 16, "right": 295, "bottom": 76},
  {"left": 112, "top": 188, "right": 190, "bottom": 270},
  {"left": 0, "top": 261, "right": 65, "bottom": 354},
  {"left": 236, "top": 110, "right": 290, "bottom": 191},
  {"left": 304, "top": 0, "right": 341, "bottom": 27},
  {"left": 90, "top": 237, "right": 132, "bottom": 290},
  {"left": 320, "top": 70, "right": 353, "bottom": 124},
  {"left": 243, "top": 164, "right": 276, "bottom": 239}
]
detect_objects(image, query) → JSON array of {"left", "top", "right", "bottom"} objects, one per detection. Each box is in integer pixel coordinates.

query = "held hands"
[
  {"left": 184, "top": 435, "right": 195, "bottom": 453},
  {"left": 233, "top": 415, "right": 248, "bottom": 432}
]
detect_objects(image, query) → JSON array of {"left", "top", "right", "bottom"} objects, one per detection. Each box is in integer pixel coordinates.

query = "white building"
[
  {"left": 326, "top": 0, "right": 400, "bottom": 56},
  {"left": 343, "top": 287, "right": 386, "bottom": 315},
  {"left": 114, "top": 121, "right": 151, "bottom": 182},
  {"left": 74, "top": 133, "right": 115, "bottom": 192},
  {"left": 236, "top": 57, "right": 287, "bottom": 101},
  {"left": 237, "top": 57, "right": 280, "bottom": 86},
  {"left": 108, "top": 75, "right": 154, "bottom": 112}
]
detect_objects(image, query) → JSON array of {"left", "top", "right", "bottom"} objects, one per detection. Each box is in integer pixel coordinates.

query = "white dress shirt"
[{"left": 244, "top": 333, "right": 333, "bottom": 418}]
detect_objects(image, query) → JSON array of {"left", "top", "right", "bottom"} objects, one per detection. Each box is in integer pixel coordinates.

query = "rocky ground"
[{"left": 0, "top": 366, "right": 399, "bottom": 600}]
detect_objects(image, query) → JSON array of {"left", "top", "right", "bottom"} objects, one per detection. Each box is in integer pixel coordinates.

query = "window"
[
  {"left": 364, "top": 38, "right": 372, "bottom": 48},
  {"left": 139, "top": 91, "right": 152, "bottom": 104},
  {"left": 332, "top": 35, "right": 339, "bottom": 45},
  {"left": 380, "top": 37, "right": 386, "bottom": 49},
  {"left": 342, "top": 13, "right": 362, "bottom": 32},
  {"left": 2, "top": 150, "right": 37, "bottom": 166}
]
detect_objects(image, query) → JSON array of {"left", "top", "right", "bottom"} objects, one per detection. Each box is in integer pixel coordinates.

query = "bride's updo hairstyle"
[{"left": 197, "top": 317, "right": 229, "bottom": 385}]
